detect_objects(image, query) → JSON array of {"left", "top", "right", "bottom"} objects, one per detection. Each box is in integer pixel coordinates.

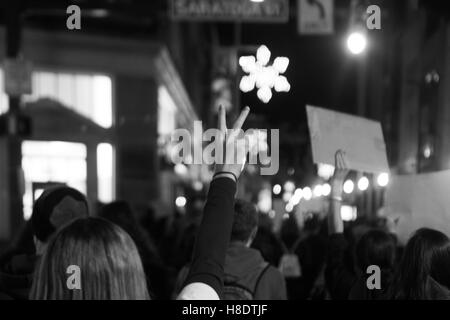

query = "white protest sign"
[
  {"left": 384, "top": 170, "right": 450, "bottom": 244},
  {"left": 306, "top": 105, "right": 389, "bottom": 174}
]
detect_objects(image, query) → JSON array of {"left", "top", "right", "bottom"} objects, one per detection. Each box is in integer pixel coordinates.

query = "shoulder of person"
[{"left": 261, "top": 264, "right": 285, "bottom": 283}]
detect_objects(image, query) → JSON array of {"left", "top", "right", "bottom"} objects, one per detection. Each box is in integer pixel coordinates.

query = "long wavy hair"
[
  {"left": 30, "top": 217, "right": 149, "bottom": 300},
  {"left": 390, "top": 228, "right": 450, "bottom": 299}
]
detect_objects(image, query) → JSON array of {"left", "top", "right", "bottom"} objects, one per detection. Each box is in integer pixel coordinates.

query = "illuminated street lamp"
[
  {"left": 322, "top": 183, "right": 331, "bottom": 196},
  {"left": 347, "top": 31, "right": 367, "bottom": 55},
  {"left": 377, "top": 173, "right": 389, "bottom": 187},
  {"left": 273, "top": 184, "right": 282, "bottom": 195},
  {"left": 357, "top": 176, "right": 369, "bottom": 191},
  {"left": 343, "top": 180, "right": 354, "bottom": 194},
  {"left": 303, "top": 187, "right": 312, "bottom": 201}
]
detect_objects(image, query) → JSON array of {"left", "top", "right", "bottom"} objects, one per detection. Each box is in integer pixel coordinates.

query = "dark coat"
[
  {"left": 224, "top": 242, "right": 287, "bottom": 300},
  {"left": 175, "top": 242, "right": 287, "bottom": 300},
  {"left": 0, "top": 253, "right": 37, "bottom": 300}
]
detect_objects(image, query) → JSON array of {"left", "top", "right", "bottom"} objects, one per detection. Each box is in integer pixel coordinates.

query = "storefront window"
[
  {"left": 97, "top": 143, "right": 115, "bottom": 203},
  {"left": 26, "top": 71, "right": 113, "bottom": 128},
  {"left": 0, "top": 68, "right": 113, "bottom": 127},
  {"left": 21, "top": 140, "right": 87, "bottom": 220},
  {"left": 0, "top": 69, "right": 9, "bottom": 114},
  {"left": 157, "top": 85, "right": 177, "bottom": 136}
]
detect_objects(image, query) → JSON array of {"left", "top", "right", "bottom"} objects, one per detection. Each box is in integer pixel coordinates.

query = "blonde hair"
[{"left": 30, "top": 217, "right": 149, "bottom": 300}]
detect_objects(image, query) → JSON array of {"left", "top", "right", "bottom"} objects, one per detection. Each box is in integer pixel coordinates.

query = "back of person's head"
[
  {"left": 30, "top": 217, "right": 149, "bottom": 300},
  {"left": 304, "top": 212, "right": 321, "bottom": 232},
  {"left": 31, "top": 186, "right": 89, "bottom": 253},
  {"left": 231, "top": 199, "right": 258, "bottom": 245},
  {"left": 356, "top": 229, "right": 397, "bottom": 272},
  {"left": 392, "top": 228, "right": 450, "bottom": 299},
  {"left": 99, "top": 200, "right": 159, "bottom": 256},
  {"left": 99, "top": 201, "right": 137, "bottom": 233}
]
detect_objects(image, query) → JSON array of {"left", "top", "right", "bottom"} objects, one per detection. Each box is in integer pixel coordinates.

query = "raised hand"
[
  {"left": 331, "top": 149, "right": 350, "bottom": 196},
  {"left": 328, "top": 149, "right": 349, "bottom": 234},
  {"left": 215, "top": 105, "right": 250, "bottom": 180}
]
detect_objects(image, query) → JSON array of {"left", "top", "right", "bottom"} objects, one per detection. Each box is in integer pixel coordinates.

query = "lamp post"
[{"left": 5, "top": 0, "right": 24, "bottom": 239}]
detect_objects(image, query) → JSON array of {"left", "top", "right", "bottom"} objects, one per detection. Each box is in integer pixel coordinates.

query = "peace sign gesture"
[{"left": 215, "top": 105, "right": 250, "bottom": 180}]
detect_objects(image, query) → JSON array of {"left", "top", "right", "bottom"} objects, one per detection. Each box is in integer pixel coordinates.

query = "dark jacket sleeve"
[
  {"left": 183, "top": 177, "right": 236, "bottom": 298},
  {"left": 325, "top": 233, "right": 357, "bottom": 300}
]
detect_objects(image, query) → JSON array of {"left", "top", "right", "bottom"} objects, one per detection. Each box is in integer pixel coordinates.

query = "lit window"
[
  {"left": 0, "top": 69, "right": 9, "bottom": 114},
  {"left": 21, "top": 141, "right": 87, "bottom": 220},
  {"left": 341, "top": 205, "right": 357, "bottom": 222},
  {"left": 97, "top": 143, "right": 115, "bottom": 203},
  {"left": 157, "top": 85, "right": 177, "bottom": 136},
  {"left": 24, "top": 71, "right": 113, "bottom": 128}
]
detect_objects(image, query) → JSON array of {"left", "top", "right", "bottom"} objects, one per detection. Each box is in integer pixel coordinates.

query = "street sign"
[
  {"left": 3, "top": 59, "right": 33, "bottom": 96},
  {"left": 171, "top": 0, "right": 289, "bottom": 23},
  {"left": 298, "top": 0, "right": 334, "bottom": 35}
]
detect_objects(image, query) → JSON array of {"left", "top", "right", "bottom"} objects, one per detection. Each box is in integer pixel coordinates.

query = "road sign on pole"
[
  {"left": 298, "top": 0, "right": 334, "bottom": 35},
  {"left": 3, "top": 58, "right": 32, "bottom": 96}
]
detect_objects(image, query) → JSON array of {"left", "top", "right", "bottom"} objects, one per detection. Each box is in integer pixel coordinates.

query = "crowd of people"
[{"left": 1, "top": 106, "right": 450, "bottom": 300}]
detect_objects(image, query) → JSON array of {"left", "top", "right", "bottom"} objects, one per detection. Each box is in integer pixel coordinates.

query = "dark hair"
[
  {"left": 30, "top": 217, "right": 149, "bottom": 300},
  {"left": 31, "top": 186, "right": 89, "bottom": 242},
  {"left": 430, "top": 237, "right": 450, "bottom": 290},
  {"left": 99, "top": 201, "right": 169, "bottom": 298},
  {"left": 99, "top": 201, "right": 144, "bottom": 243},
  {"left": 391, "top": 228, "right": 450, "bottom": 299},
  {"left": 356, "top": 229, "right": 397, "bottom": 271},
  {"left": 231, "top": 199, "right": 258, "bottom": 242}
]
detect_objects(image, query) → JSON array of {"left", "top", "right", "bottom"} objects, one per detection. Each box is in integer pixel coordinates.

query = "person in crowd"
[
  {"left": 278, "top": 215, "right": 304, "bottom": 300},
  {"left": 175, "top": 199, "right": 287, "bottom": 300},
  {"left": 0, "top": 220, "right": 36, "bottom": 266},
  {"left": 30, "top": 105, "right": 251, "bottom": 300},
  {"left": 325, "top": 150, "right": 397, "bottom": 300},
  {"left": 389, "top": 228, "right": 450, "bottom": 299},
  {"left": 292, "top": 215, "right": 328, "bottom": 300},
  {"left": 251, "top": 215, "right": 285, "bottom": 268},
  {"left": 0, "top": 186, "right": 89, "bottom": 300},
  {"left": 347, "top": 229, "right": 397, "bottom": 299},
  {"left": 99, "top": 201, "right": 172, "bottom": 299},
  {"left": 30, "top": 217, "right": 149, "bottom": 299}
]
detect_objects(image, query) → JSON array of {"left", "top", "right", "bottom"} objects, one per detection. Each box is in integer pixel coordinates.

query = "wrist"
[
  {"left": 213, "top": 171, "right": 237, "bottom": 183},
  {"left": 331, "top": 188, "right": 343, "bottom": 197},
  {"left": 330, "top": 195, "right": 343, "bottom": 202},
  {"left": 217, "top": 165, "right": 242, "bottom": 180}
]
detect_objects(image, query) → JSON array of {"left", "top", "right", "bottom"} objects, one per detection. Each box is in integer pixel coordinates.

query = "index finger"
[{"left": 232, "top": 106, "right": 250, "bottom": 130}]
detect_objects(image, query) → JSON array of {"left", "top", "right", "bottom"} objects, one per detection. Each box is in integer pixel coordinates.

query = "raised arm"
[
  {"left": 178, "top": 106, "right": 250, "bottom": 300},
  {"left": 328, "top": 150, "right": 349, "bottom": 235}
]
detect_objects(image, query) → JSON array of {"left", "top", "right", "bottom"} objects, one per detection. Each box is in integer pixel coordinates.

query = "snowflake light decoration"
[{"left": 239, "top": 45, "right": 290, "bottom": 103}]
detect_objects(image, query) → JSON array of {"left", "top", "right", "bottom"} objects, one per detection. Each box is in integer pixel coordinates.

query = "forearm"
[
  {"left": 183, "top": 176, "right": 236, "bottom": 298},
  {"left": 328, "top": 183, "right": 344, "bottom": 234}
]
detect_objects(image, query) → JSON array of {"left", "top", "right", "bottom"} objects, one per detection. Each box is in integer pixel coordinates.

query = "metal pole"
[
  {"left": 234, "top": 22, "right": 242, "bottom": 118},
  {"left": 5, "top": 1, "right": 24, "bottom": 237}
]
